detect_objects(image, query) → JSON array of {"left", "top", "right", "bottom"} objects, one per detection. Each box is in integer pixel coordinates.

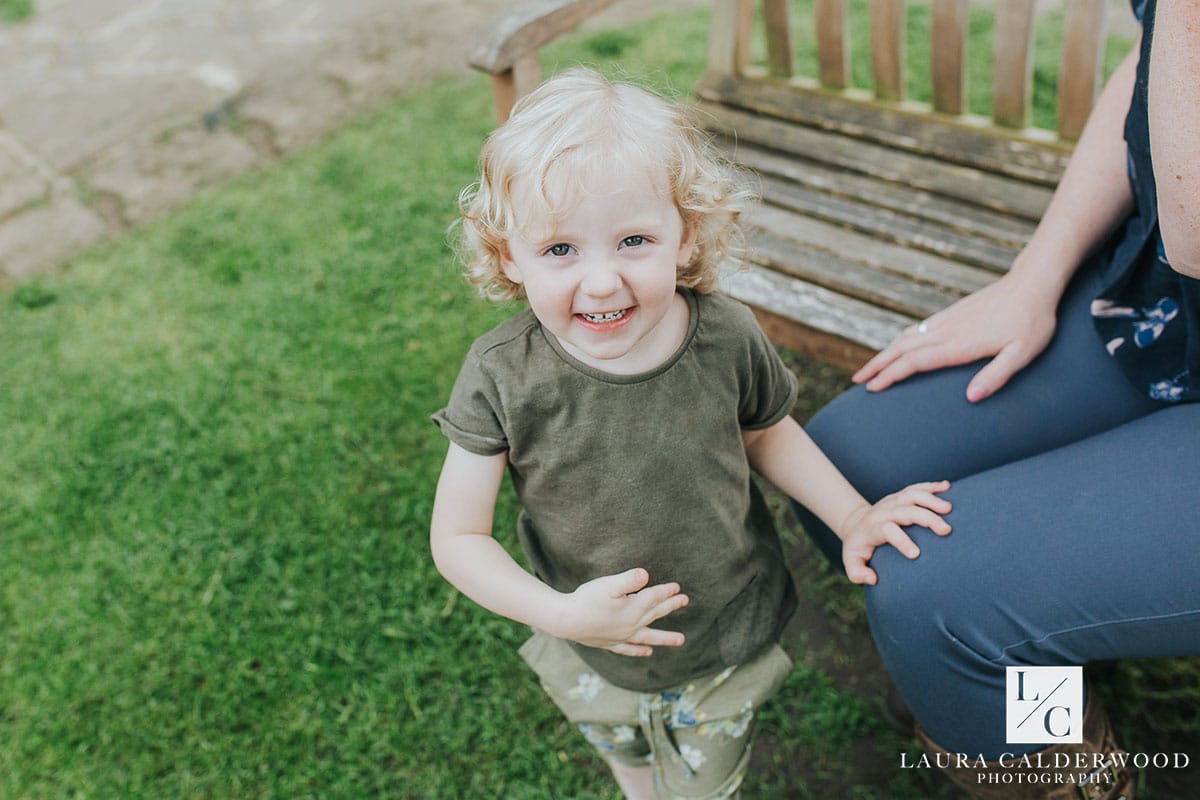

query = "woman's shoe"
[
  {"left": 881, "top": 677, "right": 915, "bottom": 736},
  {"left": 915, "top": 690, "right": 1135, "bottom": 799}
]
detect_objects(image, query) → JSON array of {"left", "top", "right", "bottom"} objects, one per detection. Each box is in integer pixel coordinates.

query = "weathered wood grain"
[
  {"left": 749, "top": 306, "right": 878, "bottom": 371},
  {"left": 871, "top": 0, "right": 907, "bottom": 101},
  {"left": 758, "top": 176, "right": 1020, "bottom": 272},
  {"left": 708, "top": 0, "right": 755, "bottom": 77},
  {"left": 931, "top": 0, "right": 969, "bottom": 115},
  {"left": 763, "top": 0, "right": 795, "bottom": 78},
  {"left": 745, "top": 203, "right": 999, "bottom": 296},
  {"left": 721, "top": 265, "right": 914, "bottom": 354},
  {"left": 1059, "top": 0, "right": 1108, "bottom": 140},
  {"left": 490, "top": 55, "right": 543, "bottom": 123},
  {"left": 693, "top": 75, "right": 1072, "bottom": 186},
  {"left": 468, "top": 0, "right": 622, "bottom": 73},
  {"left": 993, "top": 0, "right": 1037, "bottom": 129},
  {"left": 695, "top": 101, "right": 1055, "bottom": 219},
  {"left": 815, "top": 0, "right": 850, "bottom": 89},
  {"left": 723, "top": 141, "right": 1038, "bottom": 247},
  {"left": 745, "top": 225, "right": 964, "bottom": 318}
]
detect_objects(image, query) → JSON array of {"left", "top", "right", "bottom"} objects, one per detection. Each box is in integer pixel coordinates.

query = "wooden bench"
[{"left": 469, "top": 0, "right": 1116, "bottom": 370}]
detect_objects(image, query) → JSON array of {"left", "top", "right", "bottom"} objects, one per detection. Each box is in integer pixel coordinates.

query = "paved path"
[
  {"left": 0, "top": 0, "right": 530, "bottom": 282},
  {"left": 0, "top": 0, "right": 1134, "bottom": 283}
]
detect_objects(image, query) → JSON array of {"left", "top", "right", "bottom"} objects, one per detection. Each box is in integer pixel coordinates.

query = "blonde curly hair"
[{"left": 456, "top": 67, "right": 754, "bottom": 301}]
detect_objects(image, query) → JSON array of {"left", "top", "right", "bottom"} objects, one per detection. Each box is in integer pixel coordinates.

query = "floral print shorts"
[{"left": 519, "top": 631, "right": 794, "bottom": 799}]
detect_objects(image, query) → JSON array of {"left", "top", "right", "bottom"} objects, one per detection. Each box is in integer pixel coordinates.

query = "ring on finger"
[{"left": 916, "top": 320, "right": 929, "bottom": 334}]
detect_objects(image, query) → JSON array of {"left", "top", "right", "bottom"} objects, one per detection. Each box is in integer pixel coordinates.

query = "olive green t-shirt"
[{"left": 432, "top": 289, "right": 799, "bottom": 691}]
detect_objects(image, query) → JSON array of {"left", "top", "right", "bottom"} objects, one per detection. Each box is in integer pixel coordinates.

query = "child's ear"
[
  {"left": 676, "top": 221, "right": 698, "bottom": 268},
  {"left": 499, "top": 244, "right": 524, "bottom": 284}
]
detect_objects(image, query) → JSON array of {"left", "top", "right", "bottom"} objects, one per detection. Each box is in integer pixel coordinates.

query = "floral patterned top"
[{"left": 1090, "top": 0, "right": 1200, "bottom": 402}]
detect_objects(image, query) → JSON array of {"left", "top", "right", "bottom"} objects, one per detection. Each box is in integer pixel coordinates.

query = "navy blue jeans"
[{"left": 792, "top": 264, "right": 1200, "bottom": 757}]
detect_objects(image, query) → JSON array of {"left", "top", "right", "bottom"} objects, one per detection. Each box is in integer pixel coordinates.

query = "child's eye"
[
  {"left": 544, "top": 243, "right": 574, "bottom": 257},
  {"left": 620, "top": 235, "right": 646, "bottom": 248}
]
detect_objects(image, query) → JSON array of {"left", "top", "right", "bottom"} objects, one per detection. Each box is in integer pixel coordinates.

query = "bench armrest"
[{"left": 468, "top": 0, "right": 622, "bottom": 122}]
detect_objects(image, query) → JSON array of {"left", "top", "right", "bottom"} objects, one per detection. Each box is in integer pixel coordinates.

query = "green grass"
[
  {"left": 0, "top": 0, "right": 32, "bottom": 23},
  {"left": 0, "top": 3, "right": 1192, "bottom": 799}
]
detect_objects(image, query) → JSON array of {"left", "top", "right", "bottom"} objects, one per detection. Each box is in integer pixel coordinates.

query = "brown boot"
[{"left": 915, "top": 692, "right": 1136, "bottom": 799}]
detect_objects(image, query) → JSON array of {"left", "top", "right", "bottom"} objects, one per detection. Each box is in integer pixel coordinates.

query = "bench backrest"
[{"left": 710, "top": 0, "right": 1111, "bottom": 141}]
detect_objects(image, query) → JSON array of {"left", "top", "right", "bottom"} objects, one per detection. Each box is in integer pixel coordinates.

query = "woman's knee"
[
  {"left": 865, "top": 550, "right": 948, "bottom": 664},
  {"left": 865, "top": 538, "right": 1001, "bottom": 684}
]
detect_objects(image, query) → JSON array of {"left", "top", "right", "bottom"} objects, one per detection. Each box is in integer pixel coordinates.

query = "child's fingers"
[
  {"left": 608, "top": 642, "right": 653, "bottom": 657},
  {"left": 629, "top": 627, "right": 686, "bottom": 648},
  {"left": 903, "top": 489, "right": 953, "bottom": 515},
  {"left": 641, "top": 591, "right": 688, "bottom": 626},
  {"left": 904, "top": 479, "right": 951, "bottom": 493},
  {"left": 884, "top": 524, "right": 921, "bottom": 559},
  {"left": 842, "top": 553, "right": 878, "bottom": 585},
  {"left": 896, "top": 483, "right": 952, "bottom": 508},
  {"left": 609, "top": 567, "right": 650, "bottom": 596},
  {"left": 633, "top": 581, "right": 681, "bottom": 605},
  {"left": 894, "top": 505, "right": 952, "bottom": 535}
]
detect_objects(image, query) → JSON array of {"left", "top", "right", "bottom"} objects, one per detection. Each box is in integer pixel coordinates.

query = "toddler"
[{"left": 430, "top": 67, "right": 951, "bottom": 800}]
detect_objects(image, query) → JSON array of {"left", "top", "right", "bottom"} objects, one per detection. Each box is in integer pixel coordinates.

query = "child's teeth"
[{"left": 583, "top": 309, "right": 625, "bottom": 322}]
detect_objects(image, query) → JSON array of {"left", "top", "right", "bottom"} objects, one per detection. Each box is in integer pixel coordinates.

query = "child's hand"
[
  {"left": 554, "top": 568, "right": 689, "bottom": 657},
  {"left": 839, "top": 480, "right": 952, "bottom": 585}
]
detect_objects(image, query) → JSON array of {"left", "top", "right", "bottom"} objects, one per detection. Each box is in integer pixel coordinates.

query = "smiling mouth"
[{"left": 578, "top": 309, "right": 628, "bottom": 323}]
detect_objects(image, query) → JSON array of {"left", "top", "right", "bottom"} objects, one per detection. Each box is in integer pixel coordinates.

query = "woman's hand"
[
  {"left": 851, "top": 39, "right": 1144, "bottom": 401},
  {"left": 851, "top": 272, "right": 1059, "bottom": 402}
]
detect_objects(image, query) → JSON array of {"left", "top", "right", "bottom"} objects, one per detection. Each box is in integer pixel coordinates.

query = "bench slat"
[
  {"left": 708, "top": 0, "right": 755, "bottom": 78},
  {"left": 1059, "top": 0, "right": 1108, "bottom": 140},
  {"left": 722, "top": 265, "right": 913, "bottom": 354},
  {"left": 815, "top": 0, "right": 850, "bottom": 89},
  {"left": 931, "top": 0, "right": 969, "bottom": 115},
  {"left": 745, "top": 226, "right": 964, "bottom": 319},
  {"left": 746, "top": 203, "right": 998, "bottom": 297},
  {"left": 993, "top": 0, "right": 1037, "bottom": 129},
  {"left": 758, "top": 175, "right": 1020, "bottom": 273},
  {"left": 695, "top": 100, "right": 1055, "bottom": 219},
  {"left": 763, "top": 0, "right": 795, "bottom": 78},
  {"left": 871, "top": 0, "right": 907, "bottom": 101},
  {"left": 694, "top": 75, "right": 1071, "bottom": 186},
  {"left": 726, "top": 141, "right": 1038, "bottom": 247}
]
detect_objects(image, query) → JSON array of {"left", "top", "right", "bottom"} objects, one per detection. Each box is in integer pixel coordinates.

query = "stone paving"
[
  {"left": 0, "top": 0, "right": 1134, "bottom": 283},
  {"left": 0, "top": 0, "right": 530, "bottom": 282}
]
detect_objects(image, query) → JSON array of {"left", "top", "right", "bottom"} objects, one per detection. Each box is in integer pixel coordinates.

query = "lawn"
[
  {"left": 0, "top": 0, "right": 32, "bottom": 23},
  {"left": 2, "top": 2, "right": 1192, "bottom": 798}
]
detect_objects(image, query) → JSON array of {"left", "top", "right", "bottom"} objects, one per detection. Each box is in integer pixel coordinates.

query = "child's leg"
[
  {"left": 576, "top": 722, "right": 654, "bottom": 798},
  {"left": 642, "top": 645, "right": 793, "bottom": 799},
  {"left": 520, "top": 633, "right": 651, "bottom": 794},
  {"left": 607, "top": 759, "right": 655, "bottom": 800},
  {"left": 520, "top": 628, "right": 791, "bottom": 798},
  {"left": 644, "top": 707, "right": 755, "bottom": 799},
  {"left": 581, "top": 716, "right": 752, "bottom": 799}
]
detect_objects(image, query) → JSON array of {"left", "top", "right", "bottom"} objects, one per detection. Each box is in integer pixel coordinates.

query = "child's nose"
[{"left": 580, "top": 261, "right": 623, "bottom": 297}]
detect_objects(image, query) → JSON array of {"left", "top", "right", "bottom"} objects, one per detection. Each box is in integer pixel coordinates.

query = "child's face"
[{"left": 501, "top": 169, "right": 696, "bottom": 374}]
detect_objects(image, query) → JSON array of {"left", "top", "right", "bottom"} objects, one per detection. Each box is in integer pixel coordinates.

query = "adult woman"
[{"left": 792, "top": 0, "right": 1199, "bottom": 796}]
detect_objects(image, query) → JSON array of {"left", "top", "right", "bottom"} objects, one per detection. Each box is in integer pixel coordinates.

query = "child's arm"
[
  {"left": 430, "top": 442, "right": 690, "bottom": 656},
  {"left": 742, "top": 416, "right": 951, "bottom": 585}
]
